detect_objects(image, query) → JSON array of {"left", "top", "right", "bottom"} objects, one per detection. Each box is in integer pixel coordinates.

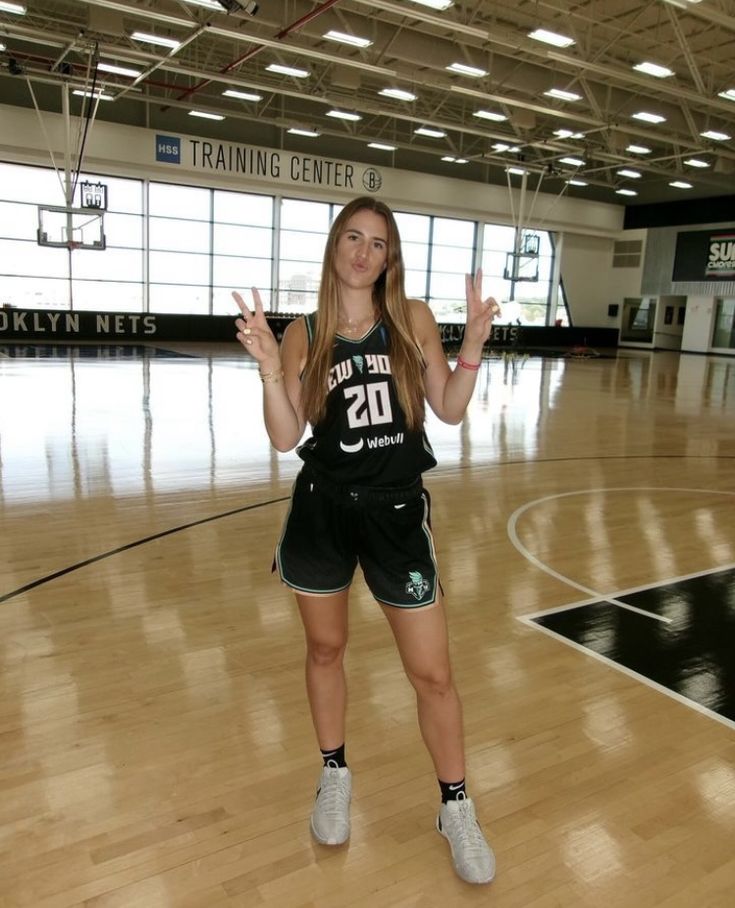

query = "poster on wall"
[{"left": 672, "top": 229, "right": 735, "bottom": 281}]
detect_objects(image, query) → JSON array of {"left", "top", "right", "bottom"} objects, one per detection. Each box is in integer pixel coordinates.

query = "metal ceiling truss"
[{"left": 1, "top": 0, "right": 734, "bottom": 205}]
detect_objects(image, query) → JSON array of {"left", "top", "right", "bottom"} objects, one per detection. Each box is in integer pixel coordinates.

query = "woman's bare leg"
[
  {"left": 296, "top": 590, "right": 350, "bottom": 750},
  {"left": 381, "top": 594, "right": 465, "bottom": 781}
]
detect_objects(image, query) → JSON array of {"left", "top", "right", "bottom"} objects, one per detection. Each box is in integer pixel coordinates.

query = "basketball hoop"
[{"left": 67, "top": 241, "right": 81, "bottom": 252}]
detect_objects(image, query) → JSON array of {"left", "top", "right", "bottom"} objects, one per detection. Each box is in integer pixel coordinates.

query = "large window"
[
  {"left": 481, "top": 225, "right": 565, "bottom": 326},
  {"left": 0, "top": 163, "right": 144, "bottom": 311},
  {"left": 428, "top": 216, "right": 476, "bottom": 321},
  {"left": 0, "top": 160, "right": 563, "bottom": 325},
  {"left": 278, "top": 198, "right": 335, "bottom": 314},
  {"left": 212, "top": 190, "right": 274, "bottom": 314}
]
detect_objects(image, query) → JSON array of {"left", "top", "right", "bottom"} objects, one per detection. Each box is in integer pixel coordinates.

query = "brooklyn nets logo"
[
  {"left": 362, "top": 167, "right": 382, "bottom": 192},
  {"left": 406, "top": 570, "right": 430, "bottom": 601}
]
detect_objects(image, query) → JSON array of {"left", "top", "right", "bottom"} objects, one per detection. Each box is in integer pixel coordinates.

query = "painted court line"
[
  {"left": 519, "top": 560, "right": 735, "bottom": 622},
  {"left": 507, "top": 486, "right": 735, "bottom": 625},
  {"left": 516, "top": 613, "right": 735, "bottom": 733}
]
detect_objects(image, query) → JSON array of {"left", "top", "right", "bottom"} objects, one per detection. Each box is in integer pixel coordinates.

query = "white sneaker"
[
  {"left": 310, "top": 762, "right": 351, "bottom": 845},
  {"left": 437, "top": 793, "right": 495, "bottom": 884}
]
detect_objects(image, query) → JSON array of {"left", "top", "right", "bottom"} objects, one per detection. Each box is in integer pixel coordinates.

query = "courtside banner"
[
  {"left": 672, "top": 229, "right": 735, "bottom": 281},
  {"left": 0, "top": 309, "right": 617, "bottom": 349}
]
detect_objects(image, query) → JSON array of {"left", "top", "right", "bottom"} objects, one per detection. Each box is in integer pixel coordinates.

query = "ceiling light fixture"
[
  {"left": 617, "top": 169, "right": 642, "bottom": 178},
  {"left": 441, "top": 156, "right": 456, "bottom": 162},
  {"left": 0, "top": 2, "right": 26, "bottom": 14},
  {"left": 267, "top": 63, "right": 309, "bottom": 77},
  {"left": 288, "top": 127, "right": 319, "bottom": 137},
  {"left": 182, "top": 0, "right": 223, "bottom": 10},
  {"left": 615, "top": 188, "right": 637, "bottom": 196},
  {"left": 368, "top": 142, "right": 396, "bottom": 150},
  {"left": 379, "top": 88, "right": 417, "bottom": 101},
  {"left": 130, "top": 31, "right": 180, "bottom": 50},
  {"left": 626, "top": 144, "right": 651, "bottom": 154},
  {"left": 683, "top": 158, "right": 710, "bottom": 168},
  {"left": 566, "top": 179, "right": 588, "bottom": 186},
  {"left": 73, "top": 89, "right": 113, "bottom": 101},
  {"left": 669, "top": 181, "right": 692, "bottom": 189},
  {"left": 408, "top": 0, "right": 453, "bottom": 9},
  {"left": 528, "top": 28, "right": 574, "bottom": 47},
  {"left": 473, "top": 109, "right": 507, "bottom": 122},
  {"left": 97, "top": 62, "right": 142, "bottom": 78},
  {"left": 222, "top": 89, "right": 262, "bottom": 101},
  {"left": 717, "top": 89, "right": 735, "bottom": 102},
  {"left": 506, "top": 166, "right": 527, "bottom": 175},
  {"left": 554, "top": 129, "right": 584, "bottom": 139},
  {"left": 700, "top": 129, "right": 731, "bottom": 141},
  {"left": 544, "top": 88, "right": 581, "bottom": 102},
  {"left": 189, "top": 110, "right": 225, "bottom": 120},
  {"left": 632, "top": 111, "right": 666, "bottom": 123},
  {"left": 323, "top": 30, "right": 372, "bottom": 48},
  {"left": 326, "top": 110, "right": 362, "bottom": 121},
  {"left": 446, "top": 62, "right": 487, "bottom": 77},
  {"left": 633, "top": 62, "right": 674, "bottom": 78},
  {"left": 415, "top": 127, "right": 446, "bottom": 138},
  {"left": 215, "top": 0, "right": 259, "bottom": 13},
  {"left": 559, "top": 156, "right": 585, "bottom": 166}
]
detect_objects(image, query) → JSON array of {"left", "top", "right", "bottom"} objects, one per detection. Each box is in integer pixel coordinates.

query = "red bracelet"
[{"left": 457, "top": 355, "right": 481, "bottom": 371}]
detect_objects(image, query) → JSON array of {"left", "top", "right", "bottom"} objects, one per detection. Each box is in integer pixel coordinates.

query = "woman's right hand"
[{"left": 233, "top": 288, "right": 281, "bottom": 371}]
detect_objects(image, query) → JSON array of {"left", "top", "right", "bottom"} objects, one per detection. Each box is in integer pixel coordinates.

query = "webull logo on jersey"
[
  {"left": 366, "top": 432, "right": 404, "bottom": 448},
  {"left": 706, "top": 234, "right": 735, "bottom": 276}
]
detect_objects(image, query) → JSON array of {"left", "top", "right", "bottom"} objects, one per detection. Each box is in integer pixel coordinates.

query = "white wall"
[
  {"left": 0, "top": 103, "right": 625, "bottom": 238},
  {"left": 559, "top": 229, "right": 646, "bottom": 327}
]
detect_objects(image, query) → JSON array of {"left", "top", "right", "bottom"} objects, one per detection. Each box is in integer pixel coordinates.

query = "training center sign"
[{"left": 673, "top": 229, "right": 735, "bottom": 281}]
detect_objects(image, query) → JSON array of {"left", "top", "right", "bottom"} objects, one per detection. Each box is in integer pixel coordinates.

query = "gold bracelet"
[{"left": 260, "top": 369, "right": 284, "bottom": 384}]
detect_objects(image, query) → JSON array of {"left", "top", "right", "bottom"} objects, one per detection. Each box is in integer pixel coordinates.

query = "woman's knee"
[
  {"left": 407, "top": 663, "right": 455, "bottom": 698},
  {"left": 305, "top": 636, "right": 347, "bottom": 667}
]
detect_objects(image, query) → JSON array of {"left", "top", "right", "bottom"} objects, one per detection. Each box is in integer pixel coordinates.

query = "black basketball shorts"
[{"left": 274, "top": 468, "right": 440, "bottom": 608}]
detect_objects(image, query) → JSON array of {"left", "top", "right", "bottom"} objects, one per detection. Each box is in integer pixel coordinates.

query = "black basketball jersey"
[{"left": 297, "top": 313, "right": 437, "bottom": 485}]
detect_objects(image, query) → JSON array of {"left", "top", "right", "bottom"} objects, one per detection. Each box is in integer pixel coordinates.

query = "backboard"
[{"left": 38, "top": 205, "right": 106, "bottom": 250}]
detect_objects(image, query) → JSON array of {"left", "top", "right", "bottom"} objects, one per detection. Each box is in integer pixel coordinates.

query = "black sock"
[
  {"left": 439, "top": 777, "right": 466, "bottom": 803},
  {"left": 320, "top": 743, "right": 347, "bottom": 768}
]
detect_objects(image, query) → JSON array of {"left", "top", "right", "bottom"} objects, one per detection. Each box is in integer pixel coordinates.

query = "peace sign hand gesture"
[
  {"left": 464, "top": 269, "right": 501, "bottom": 346},
  {"left": 233, "top": 288, "right": 281, "bottom": 371}
]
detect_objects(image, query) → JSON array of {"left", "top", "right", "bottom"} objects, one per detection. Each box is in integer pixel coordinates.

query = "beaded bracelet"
[
  {"left": 457, "top": 355, "right": 481, "bottom": 371},
  {"left": 260, "top": 368, "right": 284, "bottom": 384}
]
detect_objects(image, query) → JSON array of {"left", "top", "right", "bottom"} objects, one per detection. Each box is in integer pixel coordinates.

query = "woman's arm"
[
  {"left": 415, "top": 271, "right": 500, "bottom": 425},
  {"left": 234, "top": 290, "right": 308, "bottom": 451}
]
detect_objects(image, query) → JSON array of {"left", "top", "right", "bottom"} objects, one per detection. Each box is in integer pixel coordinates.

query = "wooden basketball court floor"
[{"left": 1, "top": 342, "right": 734, "bottom": 908}]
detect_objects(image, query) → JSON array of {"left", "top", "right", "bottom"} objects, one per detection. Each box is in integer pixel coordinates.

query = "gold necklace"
[{"left": 337, "top": 308, "right": 377, "bottom": 335}]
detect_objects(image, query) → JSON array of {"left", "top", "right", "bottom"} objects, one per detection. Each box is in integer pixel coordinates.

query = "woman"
[{"left": 233, "top": 196, "right": 500, "bottom": 885}]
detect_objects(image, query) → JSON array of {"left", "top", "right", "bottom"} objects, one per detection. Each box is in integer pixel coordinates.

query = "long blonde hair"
[{"left": 300, "top": 197, "right": 426, "bottom": 431}]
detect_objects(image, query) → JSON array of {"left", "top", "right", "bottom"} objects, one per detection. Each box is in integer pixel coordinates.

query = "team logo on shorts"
[{"left": 406, "top": 570, "right": 430, "bottom": 601}]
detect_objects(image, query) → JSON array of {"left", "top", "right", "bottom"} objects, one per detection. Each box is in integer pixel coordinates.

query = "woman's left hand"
[{"left": 464, "top": 269, "right": 501, "bottom": 345}]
